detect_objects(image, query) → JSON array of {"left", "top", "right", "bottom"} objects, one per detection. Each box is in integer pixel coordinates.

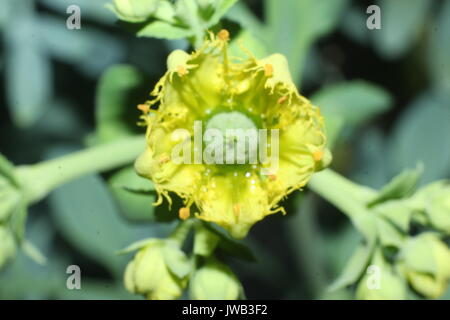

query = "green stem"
[
  {"left": 308, "top": 168, "right": 376, "bottom": 220},
  {"left": 169, "top": 219, "right": 195, "bottom": 247},
  {"left": 15, "top": 135, "right": 145, "bottom": 204}
]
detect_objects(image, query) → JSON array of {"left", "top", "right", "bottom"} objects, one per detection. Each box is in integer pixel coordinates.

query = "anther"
[
  {"left": 176, "top": 65, "right": 188, "bottom": 77},
  {"left": 218, "top": 29, "right": 230, "bottom": 42},
  {"left": 179, "top": 207, "right": 190, "bottom": 220},
  {"left": 264, "top": 64, "right": 273, "bottom": 77},
  {"left": 313, "top": 150, "right": 324, "bottom": 162},
  {"left": 137, "top": 104, "right": 150, "bottom": 113}
]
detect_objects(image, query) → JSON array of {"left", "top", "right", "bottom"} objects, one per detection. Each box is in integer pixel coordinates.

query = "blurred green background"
[{"left": 0, "top": 0, "right": 449, "bottom": 299}]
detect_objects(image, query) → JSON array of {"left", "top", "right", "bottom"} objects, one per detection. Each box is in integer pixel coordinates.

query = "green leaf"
[
  {"left": 229, "top": 30, "right": 268, "bottom": 60},
  {"left": 428, "top": 0, "right": 450, "bottom": 91},
  {"left": 265, "top": 0, "right": 348, "bottom": 84},
  {"left": 372, "top": 0, "right": 430, "bottom": 59},
  {"left": 93, "top": 65, "right": 146, "bottom": 144},
  {"left": 109, "top": 166, "right": 154, "bottom": 193},
  {"left": 328, "top": 244, "right": 373, "bottom": 292},
  {"left": 388, "top": 91, "right": 450, "bottom": 184},
  {"left": 207, "top": 0, "right": 238, "bottom": 27},
  {"left": 39, "top": 15, "right": 125, "bottom": 77},
  {"left": 162, "top": 243, "right": 192, "bottom": 278},
  {"left": 49, "top": 173, "right": 152, "bottom": 276},
  {"left": 40, "top": 0, "right": 116, "bottom": 24},
  {"left": 311, "top": 80, "right": 393, "bottom": 127},
  {"left": 373, "top": 200, "right": 414, "bottom": 233},
  {"left": 5, "top": 15, "right": 52, "bottom": 127},
  {"left": 137, "top": 20, "right": 194, "bottom": 39},
  {"left": 368, "top": 165, "right": 423, "bottom": 207},
  {"left": 226, "top": 2, "right": 265, "bottom": 38},
  {"left": 109, "top": 166, "right": 156, "bottom": 222}
]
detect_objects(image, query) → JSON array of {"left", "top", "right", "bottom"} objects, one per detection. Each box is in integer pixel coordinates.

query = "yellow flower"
[{"left": 135, "top": 31, "right": 330, "bottom": 238}]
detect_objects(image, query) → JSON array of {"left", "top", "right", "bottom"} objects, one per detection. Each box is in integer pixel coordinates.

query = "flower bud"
[
  {"left": 124, "top": 239, "right": 188, "bottom": 300},
  {"left": 422, "top": 182, "right": 450, "bottom": 233},
  {"left": 399, "top": 233, "right": 450, "bottom": 298},
  {"left": 189, "top": 259, "right": 241, "bottom": 300},
  {"left": 355, "top": 250, "right": 407, "bottom": 300},
  {"left": 0, "top": 225, "right": 16, "bottom": 268},
  {"left": 110, "top": 0, "right": 160, "bottom": 22}
]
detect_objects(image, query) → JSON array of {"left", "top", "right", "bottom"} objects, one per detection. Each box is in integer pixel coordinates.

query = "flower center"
[{"left": 204, "top": 111, "right": 259, "bottom": 165}]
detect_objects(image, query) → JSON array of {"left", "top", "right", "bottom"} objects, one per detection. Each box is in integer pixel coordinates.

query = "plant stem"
[
  {"left": 308, "top": 168, "right": 376, "bottom": 220},
  {"left": 15, "top": 135, "right": 146, "bottom": 204},
  {"left": 169, "top": 219, "right": 195, "bottom": 247}
]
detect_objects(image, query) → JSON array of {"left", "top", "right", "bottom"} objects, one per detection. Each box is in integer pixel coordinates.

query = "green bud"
[
  {"left": 355, "top": 250, "right": 407, "bottom": 300},
  {"left": 124, "top": 240, "right": 188, "bottom": 300},
  {"left": 417, "top": 181, "right": 450, "bottom": 234},
  {"left": 109, "top": 0, "right": 160, "bottom": 22},
  {"left": 399, "top": 233, "right": 450, "bottom": 298},
  {"left": 189, "top": 259, "right": 241, "bottom": 300},
  {"left": 0, "top": 225, "right": 16, "bottom": 268}
]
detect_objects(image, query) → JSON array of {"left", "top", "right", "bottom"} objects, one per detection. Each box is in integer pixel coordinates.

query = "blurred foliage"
[{"left": 1, "top": 0, "right": 450, "bottom": 299}]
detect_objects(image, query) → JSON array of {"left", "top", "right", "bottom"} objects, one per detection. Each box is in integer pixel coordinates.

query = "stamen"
[
  {"left": 264, "top": 64, "right": 273, "bottom": 77},
  {"left": 179, "top": 207, "right": 190, "bottom": 220},
  {"left": 176, "top": 65, "right": 188, "bottom": 77},
  {"left": 313, "top": 150, "right": 324, "bottom": 162},
  {"left": 277, "top": 96, "right": 288, "bottom": 104},
  {"left": 233, "top": 203, "right": 241, "bottom": 217},
  {"left": 218, "top": 29, "right": 230, "bottom": 42},
  {"left": 137, "top": 104, "right": 150, "bottom": 114}
]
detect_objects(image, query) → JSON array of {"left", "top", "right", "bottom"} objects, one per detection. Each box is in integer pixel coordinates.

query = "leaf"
[
  {"left": 428, "top": 0, "right": 450, "bottom": 91},
  {"left": 207, "top": 0, "right": 238, "bottom": 27},
  {"left": 137, "top": 20, "right": 194, "bottom": 39},
  {"left": 373, "top": 200, "right": 414, "bottom": 233},
  {"left": 388, "top": 91, "right": 450, "bottom": 184},
  {"left": 372, "top": 0, "right": 430, "bottom": 59},
  {"left": 49, "top": 173, "right": 153, "bottom": 276},
  {"left": 229, "top": 30, "right": 268, "bottom": 60},
  {"left": 109, "top": 166, "right": 154, "bottom": 193},
  {"left": 39, "top": 0, "right": 116, "bottom": 24},
  {"left": 5, "top": 14, "right": 52, "bottom": 127},
  {"left": 311, "top": 80, "right": 393, "bottom": 127},
  {"left": 162, "top": 243, "right": 192, "bottom": 279},
  {"left": 368, "top": 165, "right": 423, "bottom": 207},
  {"left": 93, "top": 65, "right": 146, "bottom": 144},
  {"left": 265, "top": 0, "right": 349, "bottom": 84},
  {"left": 226, "top": 1, "right": 265, "bottom": 38},
  {"left": 109, "top": 166, "right": 156, "bottom": 221},
  {"left": 328, "top": 244, "right": 373, "bottom": 292},
  {"left": 38, "top": 15, "right": 125, "bottom": 77}
]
